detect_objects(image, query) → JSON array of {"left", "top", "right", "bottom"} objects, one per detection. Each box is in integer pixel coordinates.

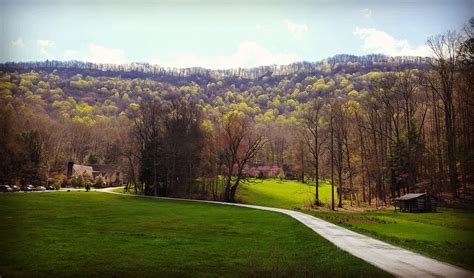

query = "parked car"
[
  {"left": 0, "top": 185, "right": 13, "bottom": 192},
  {"left": 10, "top": 185, "right": 20, "bottom": 192},
  {"left": 35, "top": 186, "right": 46, "bottom": 191},
  {"left": 20, "top": 184, "right": 35, "bottom": 191},
  {"left": 45, "top": 185, "right": 55, "bottom": 190}
]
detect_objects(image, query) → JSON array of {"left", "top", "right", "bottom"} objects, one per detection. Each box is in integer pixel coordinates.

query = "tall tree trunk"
[
  {"left": 224, "top": 175, "right": 232, "bottom": 202},
  {"left": 300, "top": 143, "right": 305, "bottom": 183},
  {"left": 445, "top": 101, "right": 460, "bottom": 197},
  {"left": 337, "top": 132, "right": 343, "bottom": 208},
  {"left": 153, "top": 154, "right": 157, "bottom": 196},
  {"left": 345, "top": 135, "right": 354, "bottom": 206},
  {"left": 358, "top": 126, "right": 367, "bottom": 203},
  {"left": 229, "top": 177, "right": 241, "bottom": 202},
  {"left": 330, "top": 109, "right": 335, "bottom": 211},
  {"left": 315, "top": 130, "right": 319, "bottom": 205}
]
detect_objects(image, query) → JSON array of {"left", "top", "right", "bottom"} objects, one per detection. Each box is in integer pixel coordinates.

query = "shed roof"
[{"left": 395, "top": 193, "right": 426, "bottom": 201}]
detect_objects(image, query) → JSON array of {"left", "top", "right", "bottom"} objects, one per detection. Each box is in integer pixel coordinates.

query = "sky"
[{"left": 1, "top": 0, "right": 473, "bottom": 69}]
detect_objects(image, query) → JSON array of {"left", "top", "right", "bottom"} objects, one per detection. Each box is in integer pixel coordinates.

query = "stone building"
[{"left": 66, "top": 161, "right": 123, "bottom": 186}]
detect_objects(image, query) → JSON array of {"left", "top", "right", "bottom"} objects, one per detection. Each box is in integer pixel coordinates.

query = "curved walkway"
[{"left": 100, "top": 188, "right": 472, "bottom": 278}]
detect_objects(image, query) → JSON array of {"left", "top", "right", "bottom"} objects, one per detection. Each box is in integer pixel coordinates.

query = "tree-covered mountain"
[
  {"left": 0, "top": 43, "right": 472, "bottom": 205},
  {"left": 1, "top": 54, "right": 430, "bottom": 80},
  {"left": 0, "top": 54, "right": 431, "bottom": 127}
]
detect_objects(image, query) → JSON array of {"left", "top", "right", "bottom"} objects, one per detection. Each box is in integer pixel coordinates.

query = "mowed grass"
[
  {"left": 234, "top": 179, "right": 474, "bottom": 271},
  {"left": 237, "top": 179, "right": 335, "bottom": 209},
  {"left": 307, "top": 209, "right": 474, "bottom": 271},
  {"left": 0, "top": 192, "right": 389, "bottom": 277}
]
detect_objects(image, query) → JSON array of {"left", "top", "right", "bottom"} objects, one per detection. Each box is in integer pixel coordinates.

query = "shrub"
[
  {"left": 94, "top": 175, "right": 105, "bottom": 188},
  {"left": 52, "top": 180, "right": 62, "bottom": 190},
  {"left": 71, "top": 175, "right": 85, "bottom": 188},
  {"left": 48, "top": 173, "right": 67, "bottom": 185},
  {"left": 277, "top": 171, "right": 285, "bottom": 181}
]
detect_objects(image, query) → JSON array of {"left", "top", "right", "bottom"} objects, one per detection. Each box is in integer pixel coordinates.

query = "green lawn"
[
  {"left": 308, "top": 209, "right": 474, "bottom": 271},
  {"left": 234, "top": 179, "right": 474, "bottom": 271},
  {"left": 0, "top": 192, "right": 388, "bottom": 277},
  {"left": 237, "top": 179, "right": 335, "bottom": 209}
]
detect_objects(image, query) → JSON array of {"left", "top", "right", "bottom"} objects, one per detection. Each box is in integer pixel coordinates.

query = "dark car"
[
  {"left": 20, "top": 184, "right": 35, "bottom": 192},
  {"left": 10, "top": 185, "right": 20, "bottom": 192},
  {"left": 0, "top": 185, "right": 13, "bottom": 193},
  {"left": 45, "top": 185, "right": 55, "bottom": 190},
  {"left": 35, "top": 186, "right": 46, "bottom": 191}
]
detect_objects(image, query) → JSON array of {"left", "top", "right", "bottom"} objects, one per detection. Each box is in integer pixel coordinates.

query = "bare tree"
[
  {"left": 220, "top": 112, "right": 266, "bottom": 202},
  {"left": 300, "top": 97, "right": 326, "bottom": 205},
  {"left": 426, "top": 31, "right": 462, "bottom": 196},
  {"left": 328, "top": 102, "right": 336, "bottom": 210}
]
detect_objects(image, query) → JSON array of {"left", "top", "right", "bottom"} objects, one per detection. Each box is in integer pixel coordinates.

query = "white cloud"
[
  {"left": 284, "top": 19, "right": 308, "bottom": 40},
  {"left": 363, "top": 8, "right": 372, "bottom": 18},
  {"left": 12, "top": 38, "right": 25, "bottom": 48},
  {"left": 63, "top": 49, "right": 78, "bottom": 60},
  {"left": 353, "top": 27, "right": 432, "bottom": 56},
  {"left": 151, "top": 41, "right": 299, "bottom": 69},
  {"left": 37, "top": 39, "right": 55, "bottom": 56},
  {"left": 82, "top": 44, "right": 128, "bottom": 64}
]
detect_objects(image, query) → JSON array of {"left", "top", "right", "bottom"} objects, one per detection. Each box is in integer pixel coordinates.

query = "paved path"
[{"left": 100, "top": 188, "right": 472, "bottom": 277}]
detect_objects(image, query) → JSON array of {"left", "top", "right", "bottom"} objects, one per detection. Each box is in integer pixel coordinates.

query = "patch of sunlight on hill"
[{"left": 237, "top": 179, "right": 335, "bottom": 209}]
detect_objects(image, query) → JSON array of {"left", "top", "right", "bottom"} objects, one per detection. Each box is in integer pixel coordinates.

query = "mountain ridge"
[{"left": 1, "top": 54, "right": 431, "bottom": 80}]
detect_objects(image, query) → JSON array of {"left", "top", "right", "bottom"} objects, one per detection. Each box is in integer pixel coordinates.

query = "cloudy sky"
[{"left": 1, "top": 0, "right": 472, "bottom": 68}]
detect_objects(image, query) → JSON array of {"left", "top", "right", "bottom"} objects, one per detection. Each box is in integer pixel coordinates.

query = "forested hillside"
[{"left": 1, "top": 30, "right": 472, "bottom": 206}]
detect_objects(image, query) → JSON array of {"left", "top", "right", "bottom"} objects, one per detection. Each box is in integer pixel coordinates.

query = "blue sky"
[{"left": 1, "top": 0, "right": 472, "bottom": 68}]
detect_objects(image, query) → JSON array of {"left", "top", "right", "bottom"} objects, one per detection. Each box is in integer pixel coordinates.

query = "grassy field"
[
  {"left": 110, "top": 180, "right": 474, "bottom": 271},
  {"left": 237, "top": 179, "right": 335, "bottom": 209},
  {"left": 308, "top": 209, "right": 474, "bottom": 271},
  {"left": 0, "top": 192, "right": 388, "bottom": 277},
  {"left": 233, "top": 179, "right": 474, "bottom": 271}
]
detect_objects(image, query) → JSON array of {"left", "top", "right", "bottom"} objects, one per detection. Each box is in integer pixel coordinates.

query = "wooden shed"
[{"left": 394, "top": 193, "right": 437, "bottom": 212}]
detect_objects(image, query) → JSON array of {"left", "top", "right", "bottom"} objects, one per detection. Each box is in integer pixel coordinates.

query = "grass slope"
[
  {"left": 0, "top": 192, "right": 388, "bottom": 277},
  {"left": 237, "top": 179, "right": 334, "bottom": 209},
  {"left": 308, "top": 209, "right": 474, "bottom": 271}
]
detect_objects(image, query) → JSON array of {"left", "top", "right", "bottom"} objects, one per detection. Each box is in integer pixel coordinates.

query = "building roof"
[
  {"left": 89, "top": 164, "right": 118, "bottom": 173},
  {"left": 395, "top": 193, "right": 426, "bottom": 201},
  {"left": 71, "top": 163, "right": 121, "bottom": 181},
  {"left": 73, "top": 164, "right": 93, "bottom": 178},
  {"left": 89, "top": 164, "right": 119, "bottom": 180}
]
